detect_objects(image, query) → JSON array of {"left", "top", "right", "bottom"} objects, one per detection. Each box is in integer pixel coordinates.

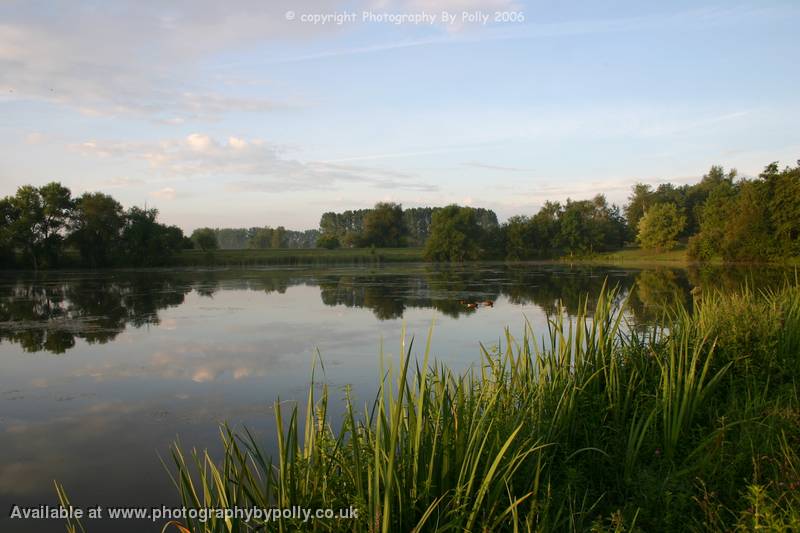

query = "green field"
[{"left": 170, "top": 247, "right": 425, "bottom": 267}]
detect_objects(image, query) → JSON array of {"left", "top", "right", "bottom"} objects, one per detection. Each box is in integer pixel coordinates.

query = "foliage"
[
  {"left": 191, "top": 228, "right": 218, "bottom": 251},
  {"left": 689, "top": 161, "right": 800, "bottom": 262},
  {"left": 157, "top": 282, "right": 800, "bottom": 532},
  {"left": 360, "top": 202, "right": 406, "bottom": 247},
  {"left": 120, "top": 207, "right": 185, "bottom": 266},
  {"left": 636, "top": 202, "right": 686, "bottom": 251},
  {"left": 320, "top": 205, "right": 498, "bottom": 250},
  {"left": 2, "top": 182, "right": 73, "bottom": 269},
  {"left": 70, "top": 192, "right": 125, "bottom": 267},
  {"left": 423, "top": 204, "right": 484, "bottom": 261},
  {"left": 501, "top": 196, "right": 625, "bottom": 259},
  {"left": 316, "top": 233, "right": 340, "bottom": 249}
]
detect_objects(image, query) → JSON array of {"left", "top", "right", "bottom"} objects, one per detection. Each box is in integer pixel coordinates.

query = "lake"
[{"left": 0, "top": 263, "right": 789, "bottom": 532}]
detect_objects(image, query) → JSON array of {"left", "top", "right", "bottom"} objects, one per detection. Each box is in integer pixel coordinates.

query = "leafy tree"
[
  {"left": 248, "top": 227, "right": 274, "bottom": 249},
  {"left": 624, "top": 183, "right": 653, "bottom": 237},
  {"left": 361, "top": 202, "right": 406, "bottom": 247},
  {"left": 70, "top": 192, "right": 125, "bottom": 267},
  {"left": 763, "top": 161, "right": 800, "bottom": 256},
  {"left": 636, "top": 202, "right": 686, "bottom": 251},
  {"left": 316, "top": 233, "right": 341, "bottom": 249},
  {"left": 424, "top": 205, "right": 483, "bottom": 261},
  {"left": 7, "top": 185, "right": 45, "bottom": 269},
  {"left": 719, "top": 180, "right": 775, "bottom": 261},
  {"left": 0, "top": 197, "right": 17, "bottom": 267},
  {"left": 271, "top": 226, "right": 286, "bottom": 249},
  {"left": 121, "top": 207, "right": 184, "bottom": 266},
  {"left": 38, "top": 182, "right": 73, "bottom": 266},
  {"left": 191, "top": 228, "right": 218, "bottom": 251},
  {"left": 504, "top": 215, "right": 536, "bottom": 260}
]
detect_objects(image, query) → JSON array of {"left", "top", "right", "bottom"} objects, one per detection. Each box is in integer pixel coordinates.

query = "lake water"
[{"left": 0, "top": 263, "right": 788, "bottom": 532}]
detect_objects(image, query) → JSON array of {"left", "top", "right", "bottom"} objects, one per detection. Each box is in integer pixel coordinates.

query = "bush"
[
  {"left": 637, "top": 202, "right": 686, "bottom": 250},
  {"left": 316, "top": 233, "right": 340, "bottom": 249}
]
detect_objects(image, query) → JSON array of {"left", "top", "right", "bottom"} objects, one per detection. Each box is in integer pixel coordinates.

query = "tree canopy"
[
  {"left": 424, "top": 205, "right": 484, "bottom": 262},
  {"left": 636, "top": 203, "right": 686, "bottom": 251}
]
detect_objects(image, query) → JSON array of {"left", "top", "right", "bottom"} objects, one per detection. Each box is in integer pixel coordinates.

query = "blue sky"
[{"left": 1, "top": 0, "right": 798, "bottom": 231}]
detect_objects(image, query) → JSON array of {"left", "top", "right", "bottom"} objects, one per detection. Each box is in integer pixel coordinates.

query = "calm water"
[{"left": 0, "top": 263, "right": 788, "bottom": 532}]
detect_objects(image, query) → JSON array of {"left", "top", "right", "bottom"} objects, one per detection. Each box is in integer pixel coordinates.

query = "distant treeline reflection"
[{"left": 0, "top": 266, "right": 790, "bottom": 354}]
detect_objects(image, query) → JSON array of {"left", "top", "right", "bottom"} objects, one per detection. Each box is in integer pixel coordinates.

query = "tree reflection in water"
[{"left": 0, "top": 265, "right": 787, "bottom": 354}]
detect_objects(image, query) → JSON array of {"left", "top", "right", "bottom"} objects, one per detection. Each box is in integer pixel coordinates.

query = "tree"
[
  {"left": 316, "top": 233, "right": 340, "bottom": 249},
  {"left": 70, "top": 192, "right": 125, "bottom": 267},
  {"left": 121, "top": 206, "right": 184, "bottom": 266},
  {"left": 38, "top": 182, "right": 73, "bottom": 266},
  {"left": 191, "top": 228, "right": 218, "bottom": 251},
  {"left": 0, "top": 197, "right": 17, "bottom": 267},
  {"left": 271, "top": 226, "right": 286, "bottom": 249},
  {"left": 504, "top": 215, "right": 535, "bottom": 260},
  {"left": 424, "top": 205, "right": 483, "bottom": 261},
  {"left": 361, "top": 202, "right": 406, "bottom": 247},
  {"left": 636, "top": 203, "right": 686, "bottom": 251},
  {"left": 624, "top": 183, "right": 653, "bottom": 237},
  {"left": 7, "top": 185, "right": 45, "bottom": 269},
  {"left": 248, "top": 227, "right": 274, "bottom": 249},
  {"left": 763, "top": 161, "right": 800, "bottom": 256}
]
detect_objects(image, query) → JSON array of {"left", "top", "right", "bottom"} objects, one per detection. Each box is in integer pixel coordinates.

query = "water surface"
[{"left": 0, "top": 263, "right": 787, "bottom": 532}]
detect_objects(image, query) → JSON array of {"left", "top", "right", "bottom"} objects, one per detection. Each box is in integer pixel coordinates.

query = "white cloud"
[
  {"left": 76, "top": 134, "right": 438, "bottom": 193},
  {"left": 102, "top": 177, "right": 146, "bottom": 188},
  {"left": 24, "top": 132, "right": 46, "bottom": 144},
  {"left": 149, "top": 187, "right": 177, "bottom": 201},
  {"left": 187, "top": 134, "right": 213, "bottom": 152},
  {"left": 0, "top": 1, "right": 336, "bottom": 120}
]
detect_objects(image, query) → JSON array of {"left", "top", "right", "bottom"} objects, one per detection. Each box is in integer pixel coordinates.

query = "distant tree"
[
  {"left": 70, "top": 192, "right": 125, "bottom": 267},
  {"left": 0, "top": 197, "right": 17, "bottom": 267},
  {"left": 504, "top": 215, "right": 536, "bottom": 260},
  {"left": 424, "top": 205, "right": 483, "bottom": 261},
  {"left": 248, "top": 227, "right": 274, "bottom": 249},
  {"left": 38, "top": 182, "right": 73, "bottom": 266},
  {"left": 557, "top": 199, "right": 604, "bottom": 255},
  {"left": 191, "top": 227, "right": 218, "bottom": 251},
  {"left": 7, "top": 185, "right": 46, "bottom": 269},
  {"left": 719, "top": 180, "right": 775, "bottom": 261},
  {"left": 636, "top": 203, "right": 686, "bottom": 251},
  {"left": 121, "top": 206, "right": 184, "bottom": 266},
  {"left": 271, "top": 226, "right": 286, "bottom": 249},
  {"left": 624, "top": 183, "right": 653, "bottom": 237},
  {"left": 763, "top": 161, "right": 800, "bottom": 256},
  {"left": 316, "top": 233, "right": 341, "bottom": 249},
  {"left": 361, "top": 202, "right": 406, "bottom": 247}
]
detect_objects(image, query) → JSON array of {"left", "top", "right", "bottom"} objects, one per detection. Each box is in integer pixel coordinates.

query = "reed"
[{"left": 61, "top": 281, "right": 800, "bottom": 531}]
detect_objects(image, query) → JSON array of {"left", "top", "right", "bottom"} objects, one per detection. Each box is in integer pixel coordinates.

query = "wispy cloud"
[
  {"left": 149, "top": 187, "right": 177, "bottom": 201},
  {"left": 76, "top": 134, "right": 438, "bottom": 193},
  {"left": 464, "top": 161, "right": 533, "bottom": 172}
]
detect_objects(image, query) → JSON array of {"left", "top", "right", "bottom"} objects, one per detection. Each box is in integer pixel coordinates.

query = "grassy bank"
[
  {"left": 134, "top": 282, "right": 800, "bottom": 533},
  {"left": 169, "top": 247, "right": 424, "bottom": 267},
  {"left": 561, "top": 246, "right": 800, "bottom": 268},
  {"left": 560, "top": 245, "right": 695, "bottom": 267}
]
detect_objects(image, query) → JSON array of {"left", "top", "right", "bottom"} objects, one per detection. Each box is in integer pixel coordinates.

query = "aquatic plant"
[{"left": 59, "top": 281, "right": 800, "bottom": 531}]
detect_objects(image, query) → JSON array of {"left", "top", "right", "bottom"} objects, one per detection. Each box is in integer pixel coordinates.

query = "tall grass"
[{"left": 124, "top": 283, "right": 800, "bottom": 531}]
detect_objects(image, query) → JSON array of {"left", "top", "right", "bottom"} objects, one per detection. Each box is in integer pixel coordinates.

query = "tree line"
[
  {"left": 3, "top": 159, "right": 797, "bottom": 268},
  {"left": 333, "top": 160, "right": 798, "bottom": 263},
  {"left": 0, "top": 183, "right": 192, "bottom": 269},
  {"left": 317, "top": 204, "right": 499, "bottom": 249},
  {"left": 190, "top": 227, "right": 321, "bottom": 251}
]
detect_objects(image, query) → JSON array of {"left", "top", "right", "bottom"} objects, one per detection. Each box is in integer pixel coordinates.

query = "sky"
[{"left": 1, "top": 0, "right": 799, "bottom": 232}]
